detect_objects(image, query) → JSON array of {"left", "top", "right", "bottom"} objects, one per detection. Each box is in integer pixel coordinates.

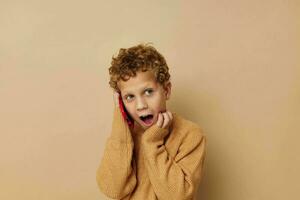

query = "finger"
[
  {"left": 166, "top": 110, "right": 173, "bottom": 121},
  {"left": 162, "top": 112, "right": 169, "bottom": 128},
  {"left": 156, "top": 113, "right": 163, "bottom": 128},
  {"left": 113, "top": 91, "right": 120, "bottom": 107},
  {"left": 166, "top": 111, "right": 173, "bottom": 128}
]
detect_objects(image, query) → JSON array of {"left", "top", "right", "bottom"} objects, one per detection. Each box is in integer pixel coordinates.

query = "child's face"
[{"left": 118, "top": 70, "right": 171, "bottom": 131}]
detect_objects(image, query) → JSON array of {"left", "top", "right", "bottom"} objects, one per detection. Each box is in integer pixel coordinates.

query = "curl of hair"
[{"left": 108, "top": 43, "right": 170, "bottom": 92}]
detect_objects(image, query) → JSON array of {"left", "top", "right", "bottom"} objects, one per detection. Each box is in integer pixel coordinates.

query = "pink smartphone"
[{"left": 118, "top": 93, "right": 134, "bottom": 128}]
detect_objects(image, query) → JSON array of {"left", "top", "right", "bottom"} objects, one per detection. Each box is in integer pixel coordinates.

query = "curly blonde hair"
[{"left": 108, "top": 43, "right": 170, "bottom": 92}]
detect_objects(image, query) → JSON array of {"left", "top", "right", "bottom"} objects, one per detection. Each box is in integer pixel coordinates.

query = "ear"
[{"left": 163, "top": 81, "right": 172, "bottom": 100}]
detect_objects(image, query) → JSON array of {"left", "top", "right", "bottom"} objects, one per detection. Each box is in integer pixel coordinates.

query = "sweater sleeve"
[
  {"left": 141, "top": 125, "right": 207, "bottom": 200},
  {"left": 96, "top": 106, "right": 137, "bottom": 199}
]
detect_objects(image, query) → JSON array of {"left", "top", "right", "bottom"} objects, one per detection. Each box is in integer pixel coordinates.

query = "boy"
[{"left": 96, "top": 43, "right": 207, "bottom": 200}]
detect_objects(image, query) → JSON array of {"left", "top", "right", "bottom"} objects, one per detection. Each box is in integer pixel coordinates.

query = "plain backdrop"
[{"left": 0, "top": 0, "right": 299, "bottom": 199}]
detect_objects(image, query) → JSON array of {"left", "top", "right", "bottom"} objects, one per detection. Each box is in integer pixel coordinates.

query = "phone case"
[{"left": 118, "top": 93, "right": 134, "bottom": 128}]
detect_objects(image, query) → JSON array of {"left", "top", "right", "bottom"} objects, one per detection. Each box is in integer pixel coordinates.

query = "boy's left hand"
[{"left": 156, "top": 110, "right": 173, "bottom": 129}]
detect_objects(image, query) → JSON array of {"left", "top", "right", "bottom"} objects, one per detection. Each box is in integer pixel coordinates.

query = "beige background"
[{"left": 0, "top": 0, "right": 299, "bottom": 199}]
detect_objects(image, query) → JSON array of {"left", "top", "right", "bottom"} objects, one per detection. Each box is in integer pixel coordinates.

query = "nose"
[{"left": 136, "top": 97, "right": 148, "bottom": 111}]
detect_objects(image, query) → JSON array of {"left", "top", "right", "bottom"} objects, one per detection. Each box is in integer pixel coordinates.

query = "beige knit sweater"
[{"left": 96, "top": 106, "right": 207, "bottom": 200}]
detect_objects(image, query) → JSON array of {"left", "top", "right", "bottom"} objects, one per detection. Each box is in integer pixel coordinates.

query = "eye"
[
  {"left": 145, "top": 89, "right": 153, "bottom": 95},
  {"left": 126, "top": 95, "right": 134, "bottom": 101}
]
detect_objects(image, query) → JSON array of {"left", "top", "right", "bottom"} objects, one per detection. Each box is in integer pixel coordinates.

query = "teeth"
[{"left": 140, "top": 114, "right": 151, "bottom": 117}]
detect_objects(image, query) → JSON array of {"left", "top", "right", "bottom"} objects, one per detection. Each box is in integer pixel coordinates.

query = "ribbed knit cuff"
[
  {"left": 142, "top": 125, "right": 170, "bottom": 144},
  {"left": 110, "top": 106, "right": 133, "bottom": 144}
]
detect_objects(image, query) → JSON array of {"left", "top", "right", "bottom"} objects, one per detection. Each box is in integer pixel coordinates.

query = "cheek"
[
  {"left": 152, "top": 96, "right": 165, "bottom": 108},
  {"left": 124, "top": 104, "right": 134, "bottom": 114},
  {"left": 124, "top": 104, "right": 138, "bottom": 119}
]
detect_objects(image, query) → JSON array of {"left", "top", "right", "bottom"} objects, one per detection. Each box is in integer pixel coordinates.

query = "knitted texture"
[{"left": 96, "top": 106, "right": 207, "bottom": 200}]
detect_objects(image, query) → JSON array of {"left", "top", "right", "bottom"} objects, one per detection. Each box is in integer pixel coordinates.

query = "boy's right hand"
[
  {"left": 113, "top": 91, "right": 135, "bottom": 132},
  {"left": 113, "top": 91, "right": 120, "bottom": 108}
]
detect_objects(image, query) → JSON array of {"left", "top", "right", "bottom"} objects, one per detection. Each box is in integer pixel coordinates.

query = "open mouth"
[{"left": 139, "top": 114, "right": 154, "bottom": 126}]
